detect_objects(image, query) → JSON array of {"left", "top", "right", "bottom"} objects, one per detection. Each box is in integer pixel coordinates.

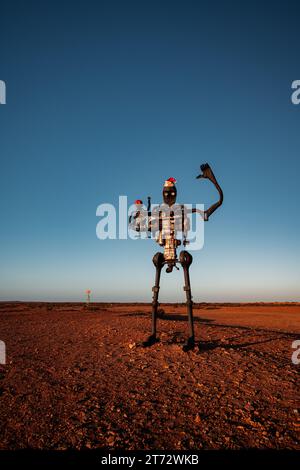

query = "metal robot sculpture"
[{"left": 129, "top": 163, "right": 223, "bottom": 351}]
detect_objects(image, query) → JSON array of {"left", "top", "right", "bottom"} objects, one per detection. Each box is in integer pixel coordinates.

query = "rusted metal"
[{"left": 130, "top": 164, "right": 223, "bottom": 351}]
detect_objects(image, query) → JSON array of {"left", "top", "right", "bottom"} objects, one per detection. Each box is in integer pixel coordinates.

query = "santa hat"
[{"left": 163, "top": 177, "right": 177, "bottom": 188}]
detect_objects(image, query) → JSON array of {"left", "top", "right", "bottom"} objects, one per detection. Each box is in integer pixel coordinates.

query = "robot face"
[{"left": 163, "top": 186, "right": 177, "bottom": 206}]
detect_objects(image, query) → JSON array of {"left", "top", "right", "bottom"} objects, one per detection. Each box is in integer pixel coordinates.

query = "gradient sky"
[{"left": 1, "top": 0, "right": 300, "bottom": 302}]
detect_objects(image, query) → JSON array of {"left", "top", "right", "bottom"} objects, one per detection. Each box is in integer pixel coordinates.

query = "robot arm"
[
  {"left": 195, "top": 163, "right": 223, "bottom": 221},
  {"left": 129, "top": 200, "right": 145, "bottom": 231},
  {"left": 129, "top": 198, "right": 153, "bottom": 235}
]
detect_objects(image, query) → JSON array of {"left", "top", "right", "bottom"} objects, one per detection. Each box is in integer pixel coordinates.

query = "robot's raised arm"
[
  {"left": 129, "top": 199, "right": 146, "bottom": 231},
  {"left": 129, "top": 198, "right": 154, "bottom": 234},
  {"left": 195, "top": 163, "right": 223, "bottom": 221}
]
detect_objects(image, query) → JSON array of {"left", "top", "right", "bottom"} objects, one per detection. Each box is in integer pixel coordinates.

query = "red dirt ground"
[{"left": 0, "top": 302, "right": 299, "bottom": 450}]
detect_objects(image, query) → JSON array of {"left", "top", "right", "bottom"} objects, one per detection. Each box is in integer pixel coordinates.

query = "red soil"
[{"left": 0, "top": 302, "right": 299, "bottom": 450}]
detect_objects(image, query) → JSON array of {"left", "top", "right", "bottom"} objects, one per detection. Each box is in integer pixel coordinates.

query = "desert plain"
[{"left": 0, "top": 302, "right": 299, "bottom": 450}]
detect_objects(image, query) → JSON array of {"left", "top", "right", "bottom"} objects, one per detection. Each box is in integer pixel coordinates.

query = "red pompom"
[
  {"left": 134, "top": 199, "right": 143, "bottom": 205},
  {"left": 167, "top": 177, "right": 177, "bottom": 183}
]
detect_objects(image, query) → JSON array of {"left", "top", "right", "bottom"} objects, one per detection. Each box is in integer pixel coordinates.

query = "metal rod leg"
[
  {"left": 180, "top": 250, "right": 195, "bottom": 351},
  {"left": 143, "top": 252, "right": 164, "bottom": 347},
  {"left": 151, "top": 264, "right": 162, "bottom": 336},
  {"left": 183, "top": 265, "right": 195, "bottom": 340}
]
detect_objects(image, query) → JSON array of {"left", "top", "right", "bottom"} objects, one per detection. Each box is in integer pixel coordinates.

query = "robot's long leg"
[
  {"left": 151, "top": 264, "right": 162, "bottom": 336},
  {"left": 143, "top": 252, "right": 164, "bottom": 347},
  {"left": 180, "top": 251, "right": 195, "bottom": 351}
]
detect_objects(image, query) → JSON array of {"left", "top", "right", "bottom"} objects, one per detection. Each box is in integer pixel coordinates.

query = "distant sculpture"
[{"left": 85, "top": 289, "right": 91, "bottom": 306}]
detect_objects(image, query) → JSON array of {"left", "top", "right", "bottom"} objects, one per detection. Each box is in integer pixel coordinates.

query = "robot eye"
[{"left": 171, "top": 192, "right": 175, "bottom": 196}]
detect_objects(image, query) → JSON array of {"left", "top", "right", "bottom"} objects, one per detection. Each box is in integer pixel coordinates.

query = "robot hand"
[{"left": 196, "top": 163, "right": 217, "bottom": 184}]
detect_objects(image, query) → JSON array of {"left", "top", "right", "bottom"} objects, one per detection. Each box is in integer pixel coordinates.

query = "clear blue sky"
[{"left": 1, "top": 0, "right": 299, "bottom": 302}]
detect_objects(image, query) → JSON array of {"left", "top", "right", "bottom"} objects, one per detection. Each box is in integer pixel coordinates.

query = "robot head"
[{"left": 163, "top": 177, "right": 177, "bottom": 206}]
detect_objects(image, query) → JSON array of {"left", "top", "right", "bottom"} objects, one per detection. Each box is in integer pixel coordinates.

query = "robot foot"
[
  {"left": 142, "top": 334, "right": 160, "bottom": 348},
  {"left": 182, "top": 336, "right": 195, "bottom": 352}
]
